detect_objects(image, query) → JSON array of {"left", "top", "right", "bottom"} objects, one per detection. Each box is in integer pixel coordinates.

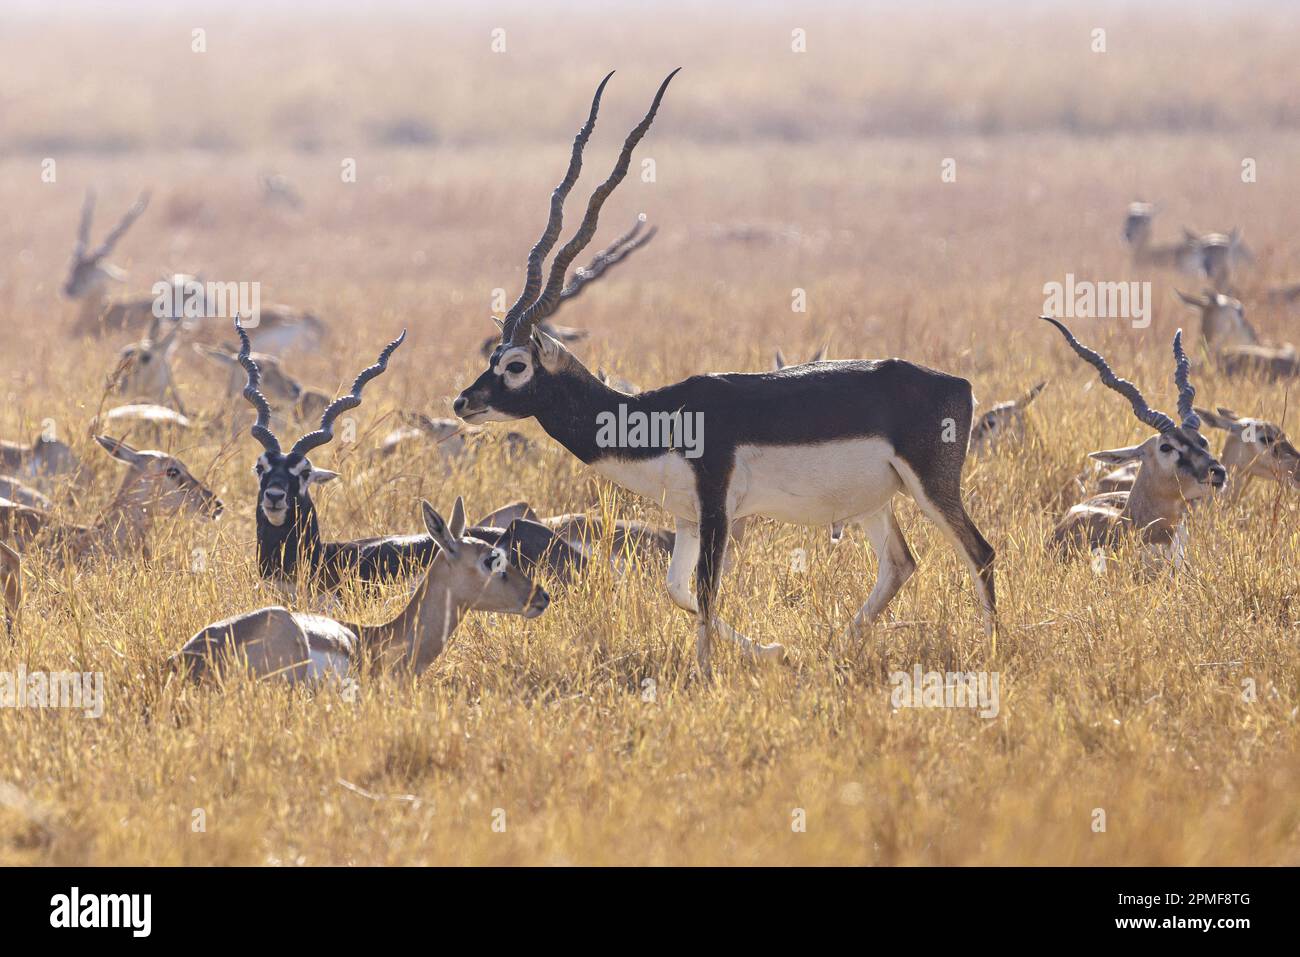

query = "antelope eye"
[
  {"left": 1261, "top": 435, "right": 1274, "bottom": 445},
  {"left": 506, "top": 361, "right": 527, "bottom": 375},
  {"left": 1159, "top": 444, "right": 1173, "bottom": 454},
  {"left": 253, "top": 463, "right": 264, "bottom": 475},
  {"left": 139, "top": 354, "right": 151, "bottom": 363},
  {"left": 165, "top": 467, "right": 180, "bottom": 479}
]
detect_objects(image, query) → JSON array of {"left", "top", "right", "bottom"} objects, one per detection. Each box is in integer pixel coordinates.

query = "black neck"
[{"left": 256, "top": 500, "right": 322, "bottom": 581}]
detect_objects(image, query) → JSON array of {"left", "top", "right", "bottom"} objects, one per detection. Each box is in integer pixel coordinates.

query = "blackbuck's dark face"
[
  {"left": 1091, "top": 426, "right": 1226, "bottom": 501},
  {"left": 454, "top": 335, "right": 564, "bottom": 424},
  {"left": 1123, "top": 206, "right": 1153, "bottom": 246},
  {"left": 251, "top": 450, "right": 338, "bottom": 527}
]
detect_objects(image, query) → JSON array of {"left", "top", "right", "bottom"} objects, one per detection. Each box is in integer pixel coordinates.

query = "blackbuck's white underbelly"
[{"left": 592, "top": 437, "right": 901, "bottom": 527}]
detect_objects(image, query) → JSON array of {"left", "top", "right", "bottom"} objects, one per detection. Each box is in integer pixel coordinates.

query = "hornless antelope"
[
  {"left": 112, "top": 315, "right": 186, "bottom": 411},
  {"left": 453, "top": 72, "right": 997, "bottom": 672},
  {"left": 478, "top": 214, "right": 658, "bottom": 358},
  {"left": 475, "top": 501, "right": 676, "bottom": 574},
  {"left": 172, "top": 498, "right": 549, "bottom": 685},
  {"left": 1095, "top": 407, "right": 1300, "bottom": 498},
  {"left": 375, "top": 412, "right": 531, "bottom": 463},
  {"left": 0, "top": 477, "right": 52, "bottom": 510},
  {"left": 0, "top": 434, "right": 80, "bottom": 482},
  {"left": 0, "top": 436, "right": 222, "bottom": 562},
  {"left": 1176, "top": 289, "right": 1300, "bottom": 380},
  {"left": 1045, "top": 319, "right": 1225, "bottom": 568},
  {"left": 194, "top": 342, "right": 330, "bottom": 433},
  {"left": 64, "top": 190, "right": 151, "bottom": 336},
  {"left": 1122, "top": 202, "right": 1202, "bottom": 274},
  {"left": 0, "top": 541, "right": 19, "bottom": 638},
  {"left": 969, "top": 381, "right": 1047, "bottom": 455}
]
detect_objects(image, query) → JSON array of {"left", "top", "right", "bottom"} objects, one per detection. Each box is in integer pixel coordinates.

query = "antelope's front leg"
[{"left": 691, "top": 512, "right": 784, "bottom": 672}]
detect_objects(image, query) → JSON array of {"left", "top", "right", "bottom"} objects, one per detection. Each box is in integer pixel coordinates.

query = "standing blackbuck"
[
  {"left": 172, "top": 499, "right": 549, "bottom": 685},
  {"left": 452, "top": 71, "right": 997, "bottom": 673},
  {"left": 1045, "top": 318, "right": 1225, "bottom": 568},
  {"left": 64, "top": 190, "right": 151, "bottom": 336}
]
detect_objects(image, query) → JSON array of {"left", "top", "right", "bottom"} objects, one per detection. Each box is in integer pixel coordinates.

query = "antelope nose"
[
  {"left": 264, "top": 488, "right": 286, "bottom": 505},
  {"left": 452, "top": 395, "right": 468, "bottom": 414},
  {"left": 1210, "top": 466, "right": 1227, "bottom": 487}
]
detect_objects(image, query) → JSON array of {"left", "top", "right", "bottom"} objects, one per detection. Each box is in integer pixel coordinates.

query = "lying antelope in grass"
[
  {"left": 454, "top": 71, "right": 997, "bottom": 673},
  {"left": 0, "top": 477, "right": 52, "bottom": 510},
  {"left": 477, "top": 214, "right": 658, "bottom": 358},
  {"left": 1176, "top": 289, "right": 1299, "bottom": 380},
  {"left": 1095, "top": 407, "right": 1300, "bottom": 497},
  {"left": 195, "top": 341, "right": 330, "bottom": 435},
  {"left": 375, "top": 411, "right": 531, "bottom": 463},
  {"left": 64, "top": 190, "right": 151, "bottom": 336},
  {"left": 0, "top": 433, "right": 80, "bottom": 483},
  {"left": 0, "top": 436, "right": 222, "bottom": 562},
  {"left": 1123, "top": 203, "right": 1250, "bottom": 287},
  {"left": 1045, "top": 318, "right": 1224, "bottom": 568},
  {"left": 969, "top": 381, "right": 1047, "bottom": 455},
  {"left": 171, "top": 498, "right": 549, "bottom": 685}
]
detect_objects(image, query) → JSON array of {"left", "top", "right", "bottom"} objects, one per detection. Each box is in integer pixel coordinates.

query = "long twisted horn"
[
  {"left": 557, "top": 214, "right": 657, "bottom": 306},
  {"left": 511, "top": 69, "right": 680, "bottom": 344},
  {"left": 91, "top": 190, "right": 150, "bottom": 262},
  {"left": 1041, "top": 317, "right": 1175, "bottom": 433},
  {"left": 1172, "top": 328, "right": 1200, "bottom": 430},
  {"left": 290, "top": 330, "right": 406, "bottom": 457},
  {"left": 500, "top": 72, "right": 615, "bottom": 344},
  {"left": 74, "top": 190, "right": 95, "bottom": 258},
  {"left": 236, "top": 317, "right": 281, "bottom": 454}
]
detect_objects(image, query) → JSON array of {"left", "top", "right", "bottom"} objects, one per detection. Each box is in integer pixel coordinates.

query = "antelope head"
[
  {"left": 237, "top": 317, "right": 403, "bottom": 536},
  {"left": 456, "top": 70, "right": 679, "bottom": 422},
  {"left": 1176, "top": 289, "right": 1257, "bottom": 352},
  {"left": 969, "top": 381, "right": 1046, "bottom": 452},
  {"left": 1122, "top": 201, "right": 1156, "bottom": 248},
  {"left": 114, "top": 315, "right": 182, "bottom": 406},
  {"left": 1196, "top": 407, "right": 1300, "bottom": 490},
  {"left": 421, "top": 498, "right": 549, "bottom": 619},
  {"left": 1044, "top": 318, "right": 1225, "bottom": 503},
  {"left": 95, "top": 435, "right": 223, "bottom": 518},
  {"left": 63, "top": 190, "right": 150, "bottom": 300}
]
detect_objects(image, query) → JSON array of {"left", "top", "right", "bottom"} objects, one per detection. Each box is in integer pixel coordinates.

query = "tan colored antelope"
[
  {"left": 1122, "top": 202, "right": 1202, "bottom": 274},
  {"left": 969, "top": 381, "right": 1047, "bottom": 455},
  {"left": 0, "top": 477, "right": 52, "bottom": 510},
  {"left": 0, "top": 541, "right": 20, "bottom": 638},
  {"left": 194, "top": 341, "right": 330, "bottom": 439},
  {"left": 0, "top": 436, "right": 222, "bottom": 563},
  {"left": 112, "top": 315, "right": 185, "bottom": 410},
  {"left": 1176, "top": 289, "right": 1299, "bottom": 380},
  {"left": 1044, "top": 319, "right": 1225, "bottom": 568},
  {"left": 1096, "top": 407, "right": 1300, "bottom": 498},
  {"left": 171, "top": 498, "right": 549, "bottom": 685},
  {"left": 475, "top": 501, "right": 676, "bottom": 572},
  {"left": 0, "top": 433, "right": 80, "bottom": 482},
  {"left": 64, "top": 190, "right": 151, "bottom": 336}
]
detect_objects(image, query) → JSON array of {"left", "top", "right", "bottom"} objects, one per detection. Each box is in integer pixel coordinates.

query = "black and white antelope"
[
  {"left": 453, "top": 71, "right": 997, "bottom": 672},
  {"left": 64, "top": 189, "right": 151, "bottom": 336},
  {"left": 1045, "top": 319, "right": 1225, "bottom": 568},
  {"left": 477, "top": 213, "right": 658, "bottom": 358},
  {"left": 172, "top": 498, "right": 549, "bottom": 685}
]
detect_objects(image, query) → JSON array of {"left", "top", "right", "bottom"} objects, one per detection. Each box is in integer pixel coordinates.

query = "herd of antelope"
[{"left": 2, "top": 70, "right": 1297, "bottom": 682}]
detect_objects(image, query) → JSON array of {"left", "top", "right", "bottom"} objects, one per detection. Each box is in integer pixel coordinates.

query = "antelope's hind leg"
[{"left": 845, "top": 503, "right": 916, "bottom": 640}]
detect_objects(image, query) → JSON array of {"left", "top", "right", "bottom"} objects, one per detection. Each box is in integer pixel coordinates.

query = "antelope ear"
[
  {"left": 448, "top": 496, "right": 466, "bottom": 538},
  {"left": 94, "top": 434, "right": 145, "bottom": 465},
  {"left": 307, "top": 468, "right": 338, "bottom": 485},
  {"left": 773, "top": 349, "right": 787, "bottom": 370},
  {"left": 421, "top": 500, "right": 458, "bottom": 556},
  {"left": 1088, "top": 444, "right": 1145, "bottom": 465},
  {"left": 491, "top": 316, "right": 505, "bottom": 331},
  {"left": 532, "top": 327, "right": 562, "bottom": 367},
  {"left": 1195, "top": 407, "right": 1237, "bottom": 431},
  {"left": 1017, "top": 381, "right": 1047, "bottom": 407},
  {"left": 1175, "top": 289, "right": 1205, "bottom": 308}
]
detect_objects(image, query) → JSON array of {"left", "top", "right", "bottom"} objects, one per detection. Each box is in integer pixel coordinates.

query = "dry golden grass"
[{"left": 0, "top": 3, "right": 1298, "bottom": 865}]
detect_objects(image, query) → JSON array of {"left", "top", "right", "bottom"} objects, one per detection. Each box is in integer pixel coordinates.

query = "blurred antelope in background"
[
  {"left": 172, "top": 498, "right": 549, "bottom": 685},
  {"left": 64, "top": 190, "right": 151, "bottom": 336},
  {"left": 1097, "top": 407, "right": 1300, "bottom": 498},
  {"left": 969, "top": 381, "right": 1047, "bottom": 455},
  {"left": 0, "top": 436, "right": 222, "bottom": 563},
  {"left": 0, "top": 433, "right": 80, "bottom": 483},
  {"left": 1177, "top": 289, "right": 1299, "bottom": 380},
  {"left": 112, "top": 315, "right": 185, "bottom": 409},
  {"left": 1045, "top": 319, "right": 1224, "bottom": 569},
  {"left": 0, "top": 541, "right": 19, "bottom": 639},
  {"left": 1122, "top": 202, "right": 1201, "bottom": 274},
  {"left": 195, "top": 341, "right": 330, "bottom": 435}
]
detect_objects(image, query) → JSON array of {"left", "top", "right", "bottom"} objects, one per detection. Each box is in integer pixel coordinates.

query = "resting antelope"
[
  {"left": 1176, "top": 289, "right": 1299, "bottom": 380},
  {"left": 1122, "top": 202, "right": 1201, "bottom": 274},
  {"left": 453, "top": 71, "right": 997, "bottom": 673},
  {"left": 0, "top": 436, "right": 222, "bottom": 562},
  {"left": 969, "top": 381, "right": 1047, "bottom": 455},
  {"left": 112, "top": 315, "right": 186, "bottom": 411},
  {"left": 64, "top": 190, "right": 151, "bottom": 336},
  {"left": 1045, "top": 319, "right": 1224, "bottom": 567},
  {"left": 478, "top": 214, "right": 658, "bottom": 358},
  {"left": 195, "top": 341, "right": 330, "bottom": 435},
  {"left": 1096, "top": 407, "right": 1300, "bottom": 498},
  {"left": 172, "top": 498, "right": 549, "bottom": 685},
  {"left": 0, "top": 434, "right": 80, "bottom": 483},
  {"left": 0, "top": 477, "right": 52, "bottom": 510}
]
